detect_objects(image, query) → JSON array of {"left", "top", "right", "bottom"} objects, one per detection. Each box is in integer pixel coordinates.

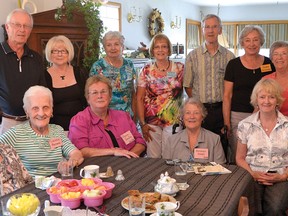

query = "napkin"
[{"left": 35, "top": 176, "right": 60, "bottom": 190}]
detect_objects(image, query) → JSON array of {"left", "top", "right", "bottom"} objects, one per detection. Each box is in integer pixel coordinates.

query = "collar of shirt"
[
  {"left": 1, "top": 41, "right": 33, "bottom": 58},
  {"left": 247, "top": 110, "right": 288, "bottom": 129},
  {"left": 88, "top": 107, "right": 118, "bottom": 127},
  {"left": 182, "top": 128, "right": 206, "bottom": 149},
  {"left": 201, "top": 42, "right": 226, "bottom": 55}
]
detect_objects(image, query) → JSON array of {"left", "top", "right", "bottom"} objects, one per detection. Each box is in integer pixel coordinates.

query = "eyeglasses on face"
[
  {"left": 154, "top": 45, "right": 169, "bottom": 50},
  {"left": 9, "top": 22, "right": 32, "bottom": 30},
  {"left": 88, "top": 90, "right": 109, "bottom": 96},
  {"left": 203, "top": 25, "right": 219, "bottom": 30},
  {"left": 51, "top": 50, "right": 69, "bottom": 55}
]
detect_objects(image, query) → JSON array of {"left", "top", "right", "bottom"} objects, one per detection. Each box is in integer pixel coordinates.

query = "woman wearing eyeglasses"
[
  {"left": 45, "top": 35, "right": 87, "bottom": 131},
  {"left": 137, "top": 33, "right": 184, "bottom": 158},
  {"left": 68, "top": 75, "right": 146, "bottom": 158},
  {"left": 263, "top": 41, "right": 288, "bottom": 116}
]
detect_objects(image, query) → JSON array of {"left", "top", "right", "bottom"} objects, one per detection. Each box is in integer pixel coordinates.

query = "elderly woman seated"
[
  {"left": 68, "top": 75, "right": 146, "bottom": 158},
  {"left": 162, "top": 97, "right": 226, "bottom": 164},
  {"left": 0, "top": 143, "right": 33, "bottom": 195},
  {"left": 0, "top": 86, "right": 84, "bottom": 177},
  {"left": 236, "top": 78, "right": 288, "bottom": 215}
]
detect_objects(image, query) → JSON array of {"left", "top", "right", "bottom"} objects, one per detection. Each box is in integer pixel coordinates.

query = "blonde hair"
[
  {"left": 45, "top": 35, "right": 74, "bottom": 63},
  {"left": 250, "top": 78, "right": 284, "bottom": 108}
]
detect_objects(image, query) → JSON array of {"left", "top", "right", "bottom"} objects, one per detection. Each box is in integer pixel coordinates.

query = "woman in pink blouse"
[{"left": 69, "top": 75, "right": 146, "bottom": 158}]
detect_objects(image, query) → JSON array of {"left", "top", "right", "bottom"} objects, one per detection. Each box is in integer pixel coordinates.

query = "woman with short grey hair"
[
  {"left": 90, "top": 31, "right": 136, "bottom": 119},
  {"left": 162, "top": 97, "right": 226, "bottom": 164},
  {"left": 223, "top": 25, "right": 275, "bottom": 163}
]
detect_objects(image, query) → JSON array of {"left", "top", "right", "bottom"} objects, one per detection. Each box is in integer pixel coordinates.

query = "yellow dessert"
[{"left": 8, "top": 193, "right": 40, "bottom": 216}]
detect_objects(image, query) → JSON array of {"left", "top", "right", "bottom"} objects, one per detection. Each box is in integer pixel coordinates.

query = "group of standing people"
[{"left": 1, "top": 8, "right": 288, "bottom": 215}]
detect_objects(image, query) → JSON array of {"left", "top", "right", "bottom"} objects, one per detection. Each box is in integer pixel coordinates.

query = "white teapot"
[{"left": 154, "top": 172, "right": 179, "bottom": 196}]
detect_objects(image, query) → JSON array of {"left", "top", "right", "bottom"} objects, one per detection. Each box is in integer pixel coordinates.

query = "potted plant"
[{"left": 55, "top": 0, "right": 104, "bottom": 70}]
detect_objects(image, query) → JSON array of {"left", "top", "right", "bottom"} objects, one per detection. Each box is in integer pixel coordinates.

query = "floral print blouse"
[
  {"left": 0, "top": 143, "right": 33, "bottom": 195},
  {"left": 138, "top": 61, "right": 184, "bottom": 126},
  {"left": 90, "top": 58, "right": 136, "bottom": 116}
]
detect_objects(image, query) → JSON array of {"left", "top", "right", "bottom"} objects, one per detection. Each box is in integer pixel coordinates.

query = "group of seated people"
[{"left": 1, "top": 77, "right": 288, "bottom": 215}]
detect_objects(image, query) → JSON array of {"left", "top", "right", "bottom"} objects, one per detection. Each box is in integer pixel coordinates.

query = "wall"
[{"left": 1, "top": 1, "right": 288, "bottom": 51}]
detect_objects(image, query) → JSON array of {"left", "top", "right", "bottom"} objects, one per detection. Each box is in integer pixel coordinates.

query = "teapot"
[{"left": 154, "top": 172, "right": 179, "bottom": 196}]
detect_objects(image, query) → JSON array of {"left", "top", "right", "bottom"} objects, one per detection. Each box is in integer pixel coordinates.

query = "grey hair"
[
  {"left": 181, "top": 97, "right": 207, "bottom": 119},
  {"left": 269, "top": 40, "right": 288, "bottom": 59},
  {"left": 201, "top": 14, "right": 222, "bottom": 27},
  {"left": 6, "top": 8, "right": 33, "bottom": 26},
  {"left": 239, "top": 25, "right": 265, "bottom": 47},
  {"left": 23, "top": 85, "right": 53, "bottom": 110},
  {"left": 102, "top": 31, "right": 125, "bottom": 46}
]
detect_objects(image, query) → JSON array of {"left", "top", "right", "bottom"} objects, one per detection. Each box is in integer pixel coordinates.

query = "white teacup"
[
  {"left": 154, "top": 201, "right": 180, "bottom": 216},
  {"left": 80, "top": 165, "right": 99, "bottom": 178}
]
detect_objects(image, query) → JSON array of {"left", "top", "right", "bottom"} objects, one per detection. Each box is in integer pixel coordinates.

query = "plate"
[
  {"left": 99, "top": 172, "right": 113, "bottom": 179},
  {"left": 121, "top": 192, "right": 177, "bottom": 214},
  {"left": 150, "top": 212, "right": 182, "bottom": 216}
]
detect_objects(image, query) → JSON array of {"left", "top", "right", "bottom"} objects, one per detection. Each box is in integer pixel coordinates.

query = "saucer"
[
  {"left": 99, "top": 172, "right": 113, "bottom": 178},
  {"left": 150, "top": 212, "right": 182, "bottom": 216}
]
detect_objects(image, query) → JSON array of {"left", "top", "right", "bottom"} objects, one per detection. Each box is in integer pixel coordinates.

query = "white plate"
[
  {"left": 99, "top": 172, "right": 113, "bottom": 178},
  {"left": 121, "top": 192, "right": 177, "bottom": 214},
  {"left": 150, "top": 212, "right": 182, "bottom": 216}
]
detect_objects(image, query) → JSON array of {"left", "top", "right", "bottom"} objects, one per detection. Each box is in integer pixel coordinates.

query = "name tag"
[
  {"left": 120, "top": 131, "right": 135, "bottom": 145},
  {"left": 260, "top": 64, "right": 272, "bottom": 73},
  {"left": 194, "top": 148, "right": 208, "bottom": 159},
  {"left": 167, "top": 72, "right": 176, "bottom": 78},
  {"left": 49, "top": 138, "right": 62, "bottom": 150}
]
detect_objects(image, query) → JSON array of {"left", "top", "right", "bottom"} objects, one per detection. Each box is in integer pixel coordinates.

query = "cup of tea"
[
  {"left": 154, "top": 201, "right": 180, "bottom": 216},
  {"left": 80, "top": 165, "right": 100, "bottom": 178}
]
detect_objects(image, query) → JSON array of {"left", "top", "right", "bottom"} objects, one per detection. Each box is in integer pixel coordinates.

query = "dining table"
[{"left": 0, "top": 156, "right": 254, "bottom": 216}]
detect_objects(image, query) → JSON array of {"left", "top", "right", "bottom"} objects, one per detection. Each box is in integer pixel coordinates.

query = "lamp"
[
  {"left": 170, "top": 16, "right": 181, "bottom": 29},
  {"left": 97, "top": 0, "right": 108, "bottom": 4},
  {"left": 127, "top": 6, "right": 142, "bottom": 23}
]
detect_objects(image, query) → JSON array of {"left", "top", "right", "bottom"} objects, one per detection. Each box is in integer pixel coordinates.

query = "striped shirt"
[
  {"left": 0, "top": 122, "right": 76, "bottom": 177},
  {"left": 183, "top": 43, "right": 235, "bottom": 103}
]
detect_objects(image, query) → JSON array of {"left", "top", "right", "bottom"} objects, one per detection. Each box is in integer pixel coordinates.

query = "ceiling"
[{"left": 183, "top": 0, "right": 288, "bottom": 6}]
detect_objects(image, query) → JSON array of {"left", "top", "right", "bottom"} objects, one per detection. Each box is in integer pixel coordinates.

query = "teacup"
[
  {"left": 80, "top": 165, "right": 99, "bottom": 178},
  {"left": 154, "top": 201, "right": 180, "bottom": 216}
]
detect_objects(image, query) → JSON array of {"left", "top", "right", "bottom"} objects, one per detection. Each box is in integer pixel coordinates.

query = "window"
[
  {"left": 186, "top": 19, "right": 288, "bottom": 57},
  {"left": 99, "top": 2, "right": 121, "bottom": 32}
]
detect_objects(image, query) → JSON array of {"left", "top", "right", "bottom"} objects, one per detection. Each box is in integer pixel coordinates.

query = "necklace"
[
  {"left": 58, "top": 65, "right": 69, "bottom": 81},
  {"left": 106, "top": 57, "right": 122, "bottom": 68},
  {"left": 155, "top": 60, "right": 170, "bottom": 72}
]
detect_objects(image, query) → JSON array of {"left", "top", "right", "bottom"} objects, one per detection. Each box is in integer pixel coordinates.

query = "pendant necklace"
[
  {"left": 59, "top": 65, "right": 69, "bottom": 80},
  {"left": 155, "top": 60, "right": 170, "bottom": 72}
]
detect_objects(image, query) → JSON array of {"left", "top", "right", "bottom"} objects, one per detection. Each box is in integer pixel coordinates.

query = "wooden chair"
[{"left": 238, "top": 196, "right": 249, "bottom": 216}]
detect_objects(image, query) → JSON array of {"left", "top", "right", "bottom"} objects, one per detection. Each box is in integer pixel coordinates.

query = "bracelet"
[{"left": 140, "top": 121, "right": 147, "bottom": 127}]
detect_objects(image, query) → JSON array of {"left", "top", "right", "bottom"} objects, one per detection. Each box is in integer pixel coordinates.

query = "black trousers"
[{"left": 202, "top": 102, "right": 223, "bottom": 135}]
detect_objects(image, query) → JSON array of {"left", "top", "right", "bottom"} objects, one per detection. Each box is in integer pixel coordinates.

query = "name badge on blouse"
[
  {"left": 167, "top": 72, "right": 176, "bottom": 78},
  {"left": 49, "top": 138, "right": 62, "bottom": 150},
  {"left": 260, "top": 64, "right": 272, "bottom": 73},
  {"left": 120, "top": 131, "right": 135, "bottom": 145},
  {"left": 194, "top": 148, "right": 208, "bottom": 159}
]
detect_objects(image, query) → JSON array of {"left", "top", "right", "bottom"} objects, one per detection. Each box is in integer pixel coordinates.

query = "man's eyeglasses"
[
  {"left": 9, "top": 22, "right": 32, "bottom": 30},
  {"left": 88, "top": 90, "right": 109, "bottom": 96},
  {"left": 203, "top": 25, "right": 219, "bottom": 30},
  {"left": 51, "top": 50, "right": 69, "bottom": 55}
]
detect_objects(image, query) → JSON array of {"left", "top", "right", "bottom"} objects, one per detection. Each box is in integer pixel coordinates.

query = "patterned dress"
[
  {"left": 0, "top": 143, "right": 33, "bottom": 195},
  {"left": 138, "top": 61, "right": 184, "bottom": 126},
  {"left": 90, "top": 58, "right": 136, "bottom": 116}
]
